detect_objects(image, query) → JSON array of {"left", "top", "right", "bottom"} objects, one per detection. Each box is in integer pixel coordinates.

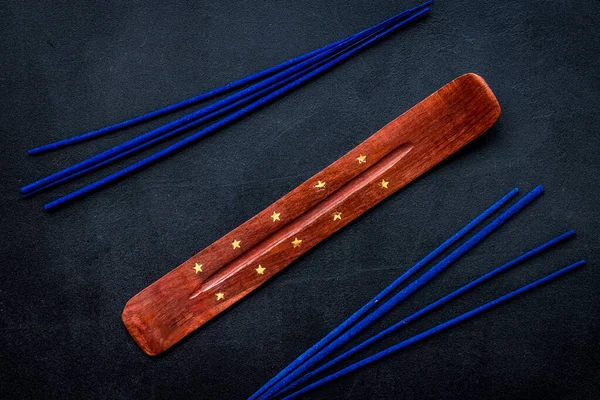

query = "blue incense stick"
[
  {"left": 275, "top": 230, "right": 575, "bottom": 396},
  {"left": 26, "top": 1, "right": 433, "bottom": 155},
  {"left": 255, "top": 186, "right": 543, "bottom": 400},
  {"left": 246, "top": 187, "right": 518, "bottom": 400},
  {"left": 42, "top": 7, "right": 432, "bottom": 210},
  {"left": 23, "top": 2, "right": 431, "bottom": 195},
  {"left": 26, "top": 6, "right": 421, "bottom": 197},
  {"left": 24, "top": 38, "right": 351, "bottom": 197},
  {"left": 281, "top": 260, "right": 586, "bottom": 399}
]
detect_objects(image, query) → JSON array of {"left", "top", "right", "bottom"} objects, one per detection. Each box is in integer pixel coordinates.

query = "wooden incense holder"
[{"left": 123, "top": 73, "right": 500, "bottom": 355}]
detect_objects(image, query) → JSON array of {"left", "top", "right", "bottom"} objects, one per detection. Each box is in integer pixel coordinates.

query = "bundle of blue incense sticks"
[
  {"left": 248, "top": 186, "right": 585, "bottom": 399},
  {"left": 22, "top": 1, "right": 433, "bottom": 210}
]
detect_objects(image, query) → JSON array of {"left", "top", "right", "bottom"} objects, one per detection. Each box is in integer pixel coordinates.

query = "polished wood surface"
[{"left": 122, "top": 73, "right": 501, "bottom": 355}]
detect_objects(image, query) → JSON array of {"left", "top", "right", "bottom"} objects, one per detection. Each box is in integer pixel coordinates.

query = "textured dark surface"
[{"left": 1, "top": 1, "right": 598, "bottom": 399}]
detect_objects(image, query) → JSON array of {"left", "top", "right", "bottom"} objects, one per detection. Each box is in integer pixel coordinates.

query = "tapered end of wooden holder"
[{"left": 123, "top": 73, "right": 500, "bottom": 355}]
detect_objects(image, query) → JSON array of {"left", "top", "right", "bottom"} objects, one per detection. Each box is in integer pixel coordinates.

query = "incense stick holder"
[{"left": 122, "top": 73, "right": 501, "bottom": 355}]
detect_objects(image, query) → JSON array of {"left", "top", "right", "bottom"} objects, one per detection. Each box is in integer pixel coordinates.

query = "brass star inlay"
[
  {"left": 291, "top": 237, "right": 303, "bottom": 248},
  {"left": 271, "top": 211, "right": 281, "bottom": 222},
  {"left": 333, "top": 212, "right": 342, "bottom": 221},
  {"left": 232, "top": 239, "right": 241, "bottom": 249},
  {"left": 256, "top": 265, "right": 266, "bottom": 275},
  {"left": 314, "top": 180, "right": 326, "bottom": 189},
  {"left": 193, "top": 263, "right": 203, "bottom": 274},
  {"left": 216, "top": 292, "right": 225, "bottom": 301},
  {"left": 380, "top": 179, "right": 389, "bottom": 189},
  {"left": 357, "top": 154, "right": 367, "bottom": 164}
]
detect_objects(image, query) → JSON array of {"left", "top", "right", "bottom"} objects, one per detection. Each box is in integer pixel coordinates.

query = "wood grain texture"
[{"left": 122, "top": 73, "right": 500, "bottom": 355}]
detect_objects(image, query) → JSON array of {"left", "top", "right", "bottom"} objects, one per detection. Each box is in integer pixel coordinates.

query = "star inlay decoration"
[
  {"left": 232, "top": 239, "right": 241, "bottom": 249},
  {"left": 380, "top": 179, "right": 389, "bottom": 189},
  {"left": 193, "top": 263, "right": 203, "bottom": 274},
  {"left": 333, "top": 211, "right": 342, "bottom": 221},
  {"left": 357, "top": 154, "right": 367, "bottom": 164},
  {"left": 291, "top": 237, "right": 303, "bottom": 248},
  {"left": 314, "top": 180, "right": 326, "bottom": 189},
  {"left": 271, "top": 211, "right": 281, "bottom": 222},
  {"left": 216, "top": 292, "right": 225, "bottom": 301},
  {"left": 256, "top": 265, "right": 266, "bottom": 275}
]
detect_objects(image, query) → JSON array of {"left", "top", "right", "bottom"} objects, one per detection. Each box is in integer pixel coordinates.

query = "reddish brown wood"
[{"left": 122, "top": 73, "right": 501, "bottom": 355}]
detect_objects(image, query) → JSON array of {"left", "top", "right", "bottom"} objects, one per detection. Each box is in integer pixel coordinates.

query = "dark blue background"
[{"left": 1, "top": 1, "right": 598, "bottom": 399}]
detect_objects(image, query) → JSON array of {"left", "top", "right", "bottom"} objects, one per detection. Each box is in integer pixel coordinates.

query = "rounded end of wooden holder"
[
  {"left": 122, "top": 302, "right": 163, "bottom": 356},
  {"left": 461, "top": 72, "right": 501, "bottom": 124}
]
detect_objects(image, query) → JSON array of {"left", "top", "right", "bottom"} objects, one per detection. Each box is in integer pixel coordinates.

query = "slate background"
[{"left": 1, "top": 1, "right": 599, "bottom": 399}]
